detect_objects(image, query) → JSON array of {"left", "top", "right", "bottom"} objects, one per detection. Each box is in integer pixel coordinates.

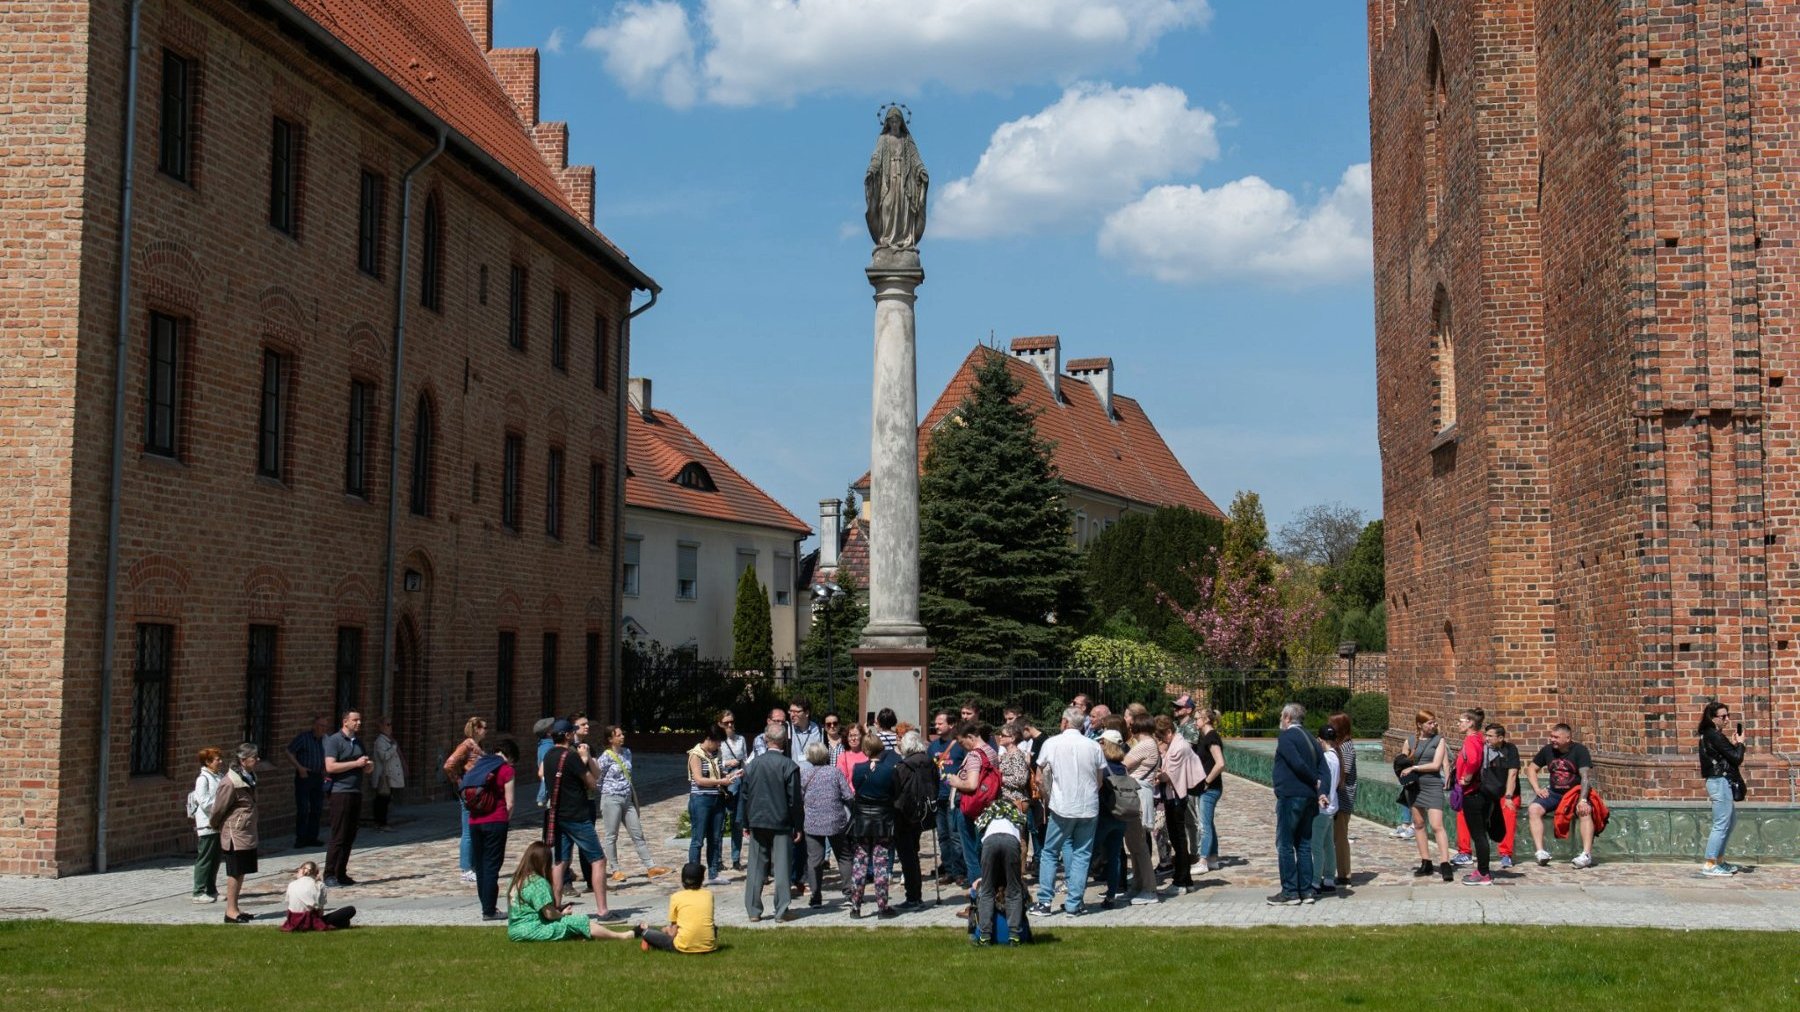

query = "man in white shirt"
[{"left": 1030, "top": 706, "right": 1106, "bottom": 916}]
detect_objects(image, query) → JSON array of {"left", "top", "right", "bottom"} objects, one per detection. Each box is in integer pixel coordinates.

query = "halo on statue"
[{"left": 877, "top": 102, "right": 912, "bottom": 126}]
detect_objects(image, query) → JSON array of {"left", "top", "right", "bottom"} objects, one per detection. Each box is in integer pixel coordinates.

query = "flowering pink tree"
[{"left": 1156, "top": 547, "right": 1320, "bottom": 670}]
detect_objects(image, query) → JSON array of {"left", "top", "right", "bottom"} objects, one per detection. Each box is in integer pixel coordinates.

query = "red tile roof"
[
  {"left": 291, "top": 1, "right": 623, "bottom": 255},
  {"left": 1065, "top": 357, "right": 1113, "bottom": 372},
  {"left": 627, "top": 409, "right": 811, "bottom": 536},
  {"left": 855, "top": 346, "right": 1224, "bottom": 519},
  {"left": 1010, "top": 335, "right": 1061, "bottom": 352}
]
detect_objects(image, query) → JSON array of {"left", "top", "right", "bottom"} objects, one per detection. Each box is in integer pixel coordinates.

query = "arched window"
[
  {"left": 1426, "top": 31, "right": 1447, "bottom": 239},
  {"left": 409, "top": 394, "right": 434, "bottom": 516},
  {"left": 674, "top": 462, "right": 716, "bottom": 492},
  {"left": 1432, "top": 287, "right": 1455, "bottom": 432},
  {"left": 420, "top": 193, "right": 443, "bottom": 311}
]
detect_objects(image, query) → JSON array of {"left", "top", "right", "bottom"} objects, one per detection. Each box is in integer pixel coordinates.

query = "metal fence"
[{"left": 621, "top": 650, "right": 1388, "bottom": 738}]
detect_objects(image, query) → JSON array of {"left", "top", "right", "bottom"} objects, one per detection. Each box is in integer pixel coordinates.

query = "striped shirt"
[
  {"left": 286, "top": 731, "right": 325, "bottom": 778},
  {"left": 688, "top": 745, "right": 724, "bottom": 797}
]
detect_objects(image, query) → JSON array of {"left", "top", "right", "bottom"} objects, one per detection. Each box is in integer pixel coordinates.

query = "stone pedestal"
[
  {"left": 852, "top": 646, "right": 933, "bottom": 730},
  {"left": 861, "top": 256, "right": 927, "bottom": 650}
]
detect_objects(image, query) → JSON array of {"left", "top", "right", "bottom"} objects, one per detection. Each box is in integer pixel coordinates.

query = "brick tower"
[{"left": 1370, "top": 0, "right": 1799, "bottom": 800}]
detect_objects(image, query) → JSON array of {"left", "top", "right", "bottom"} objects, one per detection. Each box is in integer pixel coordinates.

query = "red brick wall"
[
  {"left": 0, "top": 0, "right": 635, "bottom": 875},
  {"left": 1372, "top": 0, "right": 1800, "bottom": 800}
]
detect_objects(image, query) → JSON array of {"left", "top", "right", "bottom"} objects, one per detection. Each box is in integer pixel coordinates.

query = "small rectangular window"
[
  {"left": 502, "top": 433, "right": 523, "bottom": 531},
  {"left": 677, "top": 542, "right": 698, "bottom": 600},
  {"left": 257, "top": 350, "right": 287, "bottom": 479},
  {"left": 507, "top": 264, "right": 527, "bottom": 350},
  {"left": 130, "top": 623, "right": 174, "bottom": 774},
  {"left": 496, "top": 631, "right": 516, "bottom": 731},
  {"left": 357, "top": 170, "right": 384, "bottom": 277},
  {"left": 546, "top": 446, "right": 564, "bottom": 540},
  {"left": 623, "top": 537, "right": 641, "bottom": 596},
  {"left": 540, "top": 631, "right": 559, "bottom": 718},
  {"left": 243, "top": 624, "right": 277, "bottom": 753},
  {"left": 158, "top": 50, "right": 195, "bottom": 182},
  {"left": 774, "top": 553, "right": 793, "bottom": 607},
  {"left": 736, "top": 550, "right": 757, "bottom": 583},
  {"left": 593, "top": 314, "right": 609, "bottom": 390},
  {"left": 551, "top": 289, "right": 568, "bottom": 372},
  {"left": 345, "top": 380, "right": 372, "bottom": 496},
  {"left": 145, "top": 313, "right": 183, "bottom": 457},
  {"left": 587, "top": 460, "right": 603, "bottom": 547},
  {"left": 420, "top": 195, "right": 443, "bottom": 311},
  {"left": 269, "top": 117, "right": 298, "bottom": 235},
  {"left": 334, "top": 626, "right": 362, "bottom": 721}
]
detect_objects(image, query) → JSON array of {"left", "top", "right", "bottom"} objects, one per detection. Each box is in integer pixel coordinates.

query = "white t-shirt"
[
  {"left": 1036, "top": 729, "right": 1106, "bottom": 819},
  {"left": 1320, "top": 748, "right": 1342, "bottom": 817},
  {"left": 983, "top": 817, "right": 1021, "bottom": 842},
  {"left": 286, "top": 876, "right": 325, "bottom": 913}
]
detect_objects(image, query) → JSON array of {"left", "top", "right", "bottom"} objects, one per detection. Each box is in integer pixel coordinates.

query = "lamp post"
[{"left": 813, "top": 582, "right": 845, "bottom": 714}]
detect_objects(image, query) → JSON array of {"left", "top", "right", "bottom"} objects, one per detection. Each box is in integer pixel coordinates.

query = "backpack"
[
  {"left": 958, "top": 748, "right": 1002, "bottom": 819},
  {"left": 1104, "top": 771, "right": 1142, "bottom": 820},
  {"left": 460, "top": 753, "right": 506, "bottom": 816},
  {"left": 894, "top": 756, "right": 937, "bottom": 827}
]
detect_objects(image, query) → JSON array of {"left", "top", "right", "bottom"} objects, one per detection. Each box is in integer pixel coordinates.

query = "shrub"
[
  {"left": 1348, "top": 692, "right": 1390, "bottom": 739},
  {"left": 1294, "top": 684, "right": 1351, "bottom": 719}
]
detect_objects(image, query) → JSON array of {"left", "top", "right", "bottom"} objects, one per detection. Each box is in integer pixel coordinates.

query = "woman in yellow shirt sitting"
[{"left": 634, "top": 862, "right": 716, "bottom": 953}]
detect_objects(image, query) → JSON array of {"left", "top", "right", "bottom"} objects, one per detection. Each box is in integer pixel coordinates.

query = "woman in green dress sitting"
[{"left": 507, "top": 840, "right": 635, "bottom": 941}]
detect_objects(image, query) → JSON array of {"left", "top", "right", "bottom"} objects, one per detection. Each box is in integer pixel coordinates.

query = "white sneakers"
[
  {"left": 1130, "top": 893, "right": 1159, "bottom": 905},
  {"left": 1571, "top": 852, "right": 1594, "bottom": 869},
  {"left": 1534, "top": 849, "right": 1552, "bottom": 866},
  {"left": 460, "top": 869, "right": 477, "bottom": 884}
]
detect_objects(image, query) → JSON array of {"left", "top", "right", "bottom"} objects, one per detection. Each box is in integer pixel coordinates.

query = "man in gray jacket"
[{"left": 741, "top": 721, "right": 805, "bottom": 921}]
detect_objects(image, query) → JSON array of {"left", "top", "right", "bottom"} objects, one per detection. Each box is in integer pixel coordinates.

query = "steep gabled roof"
[
  {"left": 627, "top": 409, "right": 811, "bottom": 536},
  {"left": 856, "top": 345, "right": 1223, "bottom": 519}
]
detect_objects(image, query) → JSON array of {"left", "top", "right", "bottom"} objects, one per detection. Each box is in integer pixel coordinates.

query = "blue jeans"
[
  {"left": 1275, "top": 796, "right": 1317, "bottom": 897},
  {"left": 1094, "top": 816, "right": 1126, "bottom": 897},
  {"left": 958, "top": 807, "right": 982, "bottom": 885},
  {"left": 935, "top": 800, "right": 965, "bottom": 881},
  {"left": 729, "top": 788, "right": 746, "bottom": 864},
  {"left": 1704, "top": 776, "right": 1736, "bottom": 861},
  {"left": 458, "top": 805, "right": 472, "bottom": 872},
  {"left": 1037, "top": 812, "right": 1097, "bottom": 912},
  {"left": 1198, "top": 786, "right": 1221, "bottom": 859},
  {"left": 688, "top": 793, "right": 725, "bottom": 876}
]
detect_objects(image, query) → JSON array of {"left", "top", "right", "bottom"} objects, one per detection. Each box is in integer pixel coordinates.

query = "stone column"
[{"left": 860, "top": 257, "right": 928, "bottom": 649}]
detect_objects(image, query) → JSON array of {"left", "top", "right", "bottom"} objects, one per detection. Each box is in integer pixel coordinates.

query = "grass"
[{"left": 2, "top": 921, "right": 1795, "bottom": 1008}]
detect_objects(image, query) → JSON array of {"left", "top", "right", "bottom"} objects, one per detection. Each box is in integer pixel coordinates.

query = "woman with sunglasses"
[
  {"left": 1697, "top": 701, "right": 1746, "bottom": 876},
  {"left": 716, "top": 710, "right": 748, "bottom": 872}
]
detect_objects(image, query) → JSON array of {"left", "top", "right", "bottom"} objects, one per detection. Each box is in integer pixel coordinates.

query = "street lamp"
[{"left": 812, "top": 582, "right": 845, "bottom": 714}]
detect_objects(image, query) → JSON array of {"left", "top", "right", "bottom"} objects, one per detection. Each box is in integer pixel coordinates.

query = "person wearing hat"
[
  {"left": 1310, "top": 724, "right": 1343, "bottom": 895},
  {"left": 1172, "top": 694, "right": 1202, "bottom": 860},
  {"left": 542, "top": 719, "right": 609, "bottom": 920}
]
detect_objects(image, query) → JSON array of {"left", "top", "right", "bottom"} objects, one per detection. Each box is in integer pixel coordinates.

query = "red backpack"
[{"left": 958, "top": 747, "right": 1003, "bottom": 819}]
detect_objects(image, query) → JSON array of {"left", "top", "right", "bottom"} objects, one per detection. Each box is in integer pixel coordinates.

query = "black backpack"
[
  {"left": 894, "top": 756, "right": 937, "bottom": 826},
  {"left": 1102, "top": 771, "right": 1141, "bottom": 820}
]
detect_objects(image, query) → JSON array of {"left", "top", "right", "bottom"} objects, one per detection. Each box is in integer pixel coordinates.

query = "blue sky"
[{"left": 494, "top": 1, "right": 1377, "bottom": 541}]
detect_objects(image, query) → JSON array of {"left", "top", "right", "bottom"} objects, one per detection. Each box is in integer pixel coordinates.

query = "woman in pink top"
[
  {"left": 1451, "top": 708, "right": 1486, "bottom": 866},
  {"left": 836, "top": 723, "right": 870, "bottom": 783},
  {"left": 1154, "top": 716, "right": 1204, "bottom": 892}
]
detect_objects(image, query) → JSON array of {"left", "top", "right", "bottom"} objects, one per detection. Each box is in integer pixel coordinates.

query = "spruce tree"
[
  {"left": 1083, "top": 506, "right": 1225, "bottom": 652},
  {"left": 1220, "top": 489, "right": 1275, "bottom": 592},
  {"left": 731, "top": 566, "right": 774, "bottom": 675},
  {"left": 919, "top": 351, "right": 1085, "bottom": 665}
]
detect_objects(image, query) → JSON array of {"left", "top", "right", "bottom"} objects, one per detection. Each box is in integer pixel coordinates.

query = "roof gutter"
[{"left": 258, "top": 0, "right": 658, "bottom": 296}]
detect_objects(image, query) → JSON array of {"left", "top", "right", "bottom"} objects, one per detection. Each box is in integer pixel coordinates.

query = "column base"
[{"left": 851, "top": 646, "right": 934, "bottom": 730}]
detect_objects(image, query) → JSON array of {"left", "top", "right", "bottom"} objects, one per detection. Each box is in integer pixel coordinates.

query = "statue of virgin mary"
[{"left": 865, "top": 106, "right": 928, "bottom": 255}]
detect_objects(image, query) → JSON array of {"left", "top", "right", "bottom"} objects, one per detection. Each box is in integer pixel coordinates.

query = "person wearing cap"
[
  {"left": 542, "top": 719, "right": 609, "bottom": 920},
  {"left": 1173, "top": 694, "right": 1203, "bottom": 858}
]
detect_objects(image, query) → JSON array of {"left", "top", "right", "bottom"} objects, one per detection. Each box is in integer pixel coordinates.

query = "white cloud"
[
  {"left": 583, "top": 0, "right": 1209, "bottom": 106},
  {"left": 1098, "top": 163, "right": 1372, "bottom": 285},
  {"left": 544, "top": 27, "right": 566, "bottom": 54},
  {"left": 583, "top": 1, "right": 700, "bottom": 108},
  {"left": 933, "top": 83, "right": 1217, "bottom": 239}
]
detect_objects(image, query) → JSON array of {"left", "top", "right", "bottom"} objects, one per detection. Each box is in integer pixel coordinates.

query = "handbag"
[{"left": 1706, "top": 734, "right": 1748, "bottom": 802}]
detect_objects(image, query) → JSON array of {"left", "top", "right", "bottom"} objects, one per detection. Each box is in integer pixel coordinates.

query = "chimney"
[
  {"left": 1067, "top": 357, "right": 1116, "bottom": 421},
  {"left": 485, "top": 48, "right": 540, "bottom": 127},
  {"left": 818, "top": 499, "right": 842, "bottom": 569},
  {"left": 1008, "top": 336, "right": 1061, "bottom": 400},
  {"left": 456, "top": 0, "right": 492, "bottom": 51},
  {"left": 628, "top": 377, "right": 652, "bottom": 419}
]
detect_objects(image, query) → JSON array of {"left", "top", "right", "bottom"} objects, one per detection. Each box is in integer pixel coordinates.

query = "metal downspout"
[
  {"left": 379, "top": 130, "right": 447, "bottom": 723},
  {"left": 96, "top": 0, "right": 146, "bottom": 875},
  {"left": 612, "top": 288, "right": 659, "bottom": 720}
]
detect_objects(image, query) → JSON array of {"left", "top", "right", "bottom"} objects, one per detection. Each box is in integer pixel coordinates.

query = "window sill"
[
  {"left": 344, "top": 492, "right": 372, "bottom": 505},
  {"left": 1429, "top": 425, "right": 1459, "bottom": 453},
  {"left": 254, "top": 473, "right": 290, "bottom": 491},
  {"left": 141, "top": 450, "right": 185, "bottom": 469}
]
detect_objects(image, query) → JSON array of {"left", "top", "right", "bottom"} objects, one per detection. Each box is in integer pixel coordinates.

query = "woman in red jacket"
[{"left": 1450, "top": 708, "right": 1485, "bottom": 867}]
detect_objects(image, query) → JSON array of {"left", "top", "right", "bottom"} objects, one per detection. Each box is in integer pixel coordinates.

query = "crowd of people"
[{"left": 180, "top": 691, "right": 1750, "bottom": 940}]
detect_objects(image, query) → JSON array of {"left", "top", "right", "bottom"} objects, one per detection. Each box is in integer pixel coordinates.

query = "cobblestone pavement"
[{"left": 4, "top": 754, "right": 1797, "bottom": 931}]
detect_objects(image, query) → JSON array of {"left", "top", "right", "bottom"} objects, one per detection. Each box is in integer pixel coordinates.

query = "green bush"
[
  {"left": 1348, "top": 692, "right": 1390, "bottom": 739},
  {"left": 1294, "top": 684, "right": 1351, "bottom": 719}
]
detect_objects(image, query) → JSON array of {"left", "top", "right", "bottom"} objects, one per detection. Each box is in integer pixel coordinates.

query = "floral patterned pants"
[{"left": 851, "top": 839, "right": 891, "bottom": 911}]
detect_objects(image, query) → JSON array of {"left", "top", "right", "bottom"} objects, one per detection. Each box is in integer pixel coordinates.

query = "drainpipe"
[
  {"left": 611, "top": 288, "right": 659, "bottom": 721},
  {"left": 379, "top": 129, "right": 447, "bottom": 723},
  {"left": 96, "top": 0, "right": 146, "bottom": 875}
]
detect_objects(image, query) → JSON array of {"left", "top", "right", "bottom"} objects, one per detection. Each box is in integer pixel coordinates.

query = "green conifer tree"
[
  {"left": 1219, "top": 489, "right": 1275, "bottom": 593},
  {"left": 919, "top": 351, "right": 1086, "bottom": 665},
  {"left": 731, "top": 565, "right": 774, "bottom": 675}
]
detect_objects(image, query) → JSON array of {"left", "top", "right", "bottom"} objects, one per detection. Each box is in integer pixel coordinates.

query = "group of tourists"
[{"left": 183, "top": 688, "right": 1751, "bottom": 942}]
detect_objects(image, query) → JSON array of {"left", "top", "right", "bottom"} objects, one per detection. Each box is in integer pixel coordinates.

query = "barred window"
[
  {"left": 243, "top": 625, "right": 277, "bottom": 753},
  {"left": 345, "top": 380, "right": 373, "bottom": 497},
  {"left": 269, "top": 117, "right": 299, "bottom": 235},
  {"left": 551, "top": 289, "right": 568, "bottom": 372},
  {"left": 130, "top": 624, "right": 174, "bottom": 774},
  {"left": 146, "top": 313, "right": 183, "bottom": 457},
  {"left": 335, "top": 627, "right": 362, "bottom": 721},
  {"left": 158, "top": 50, "right": 195, "bottom": 182}
]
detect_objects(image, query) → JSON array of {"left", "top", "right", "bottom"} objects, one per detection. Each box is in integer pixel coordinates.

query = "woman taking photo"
[
  {"left": 188, "top": 747, "right": 225, "bottom": 903},
  {"left": 1698, "top": 701, "right": 1746, "bottom": 876},
  {"left": 799, "top": 742, "right": 853, "bottom": 907},
  {"left": 443, "top": 715, "right": 487, "bottom": 885},
  {"left": 686, "top": 724, "right": 740, "bottom": 885},
  {"left": 716, "top": 710, "right": 748, "bottom": 871},
  {"left": 209, "top": 743, "right": 262, "bottom": 924},
  {"left": 1399, "top": 710, "right": 1454, "bottom": 881},
  {"left": 596, "top": 725, "right": 670, "bottom": 885},
  {"left": 848, "top": 733, "right": 899, "bottom": 918}
]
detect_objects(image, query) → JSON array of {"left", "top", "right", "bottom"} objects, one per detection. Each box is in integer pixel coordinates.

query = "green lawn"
[{"left": 2, "top": 921, "right": 1793, "bottom": 1008}]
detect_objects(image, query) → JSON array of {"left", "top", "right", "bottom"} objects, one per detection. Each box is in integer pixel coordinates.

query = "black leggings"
[
  {"left": 1165, "top": 798, "right": 1194, "bottom": 888},
  {"left": 1462, "top": 793, "right": 1493, "bottom": 875},
  {"left": 323, "top": 906, "right": 356, "bottom": 929}
]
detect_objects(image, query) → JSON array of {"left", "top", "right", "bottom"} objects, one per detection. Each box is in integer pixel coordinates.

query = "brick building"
[
  {"left": 0, "top": 0, "right": 656, "bottom": 875},
  {"left": 1370, "top": 1, "right": 1798, "bottom": 799}
]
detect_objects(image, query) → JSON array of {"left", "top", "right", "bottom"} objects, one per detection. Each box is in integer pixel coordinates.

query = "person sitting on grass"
[
  {"left": 632, "top": 862, "right": 717, "bottom": 953},
  {"left": 280, "top": 861, "right": 355, "bottom": 932},
  {"left": 508, "top": 840, "right": 602, "bottom": 941}
]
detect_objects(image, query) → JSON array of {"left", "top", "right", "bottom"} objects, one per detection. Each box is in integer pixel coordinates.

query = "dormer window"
[{"left": 674, "top": 462, "right": 716, "bottom": 492}]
